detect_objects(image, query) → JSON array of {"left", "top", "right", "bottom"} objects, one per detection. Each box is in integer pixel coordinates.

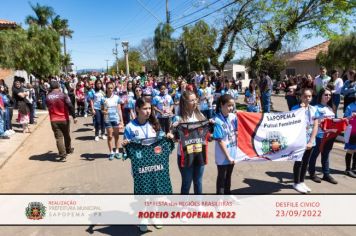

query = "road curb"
[{"left": 0, "top": 113, "right": 49, "bottom": 169}]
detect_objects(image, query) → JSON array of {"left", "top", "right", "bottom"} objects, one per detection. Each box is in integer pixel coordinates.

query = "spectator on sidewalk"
[
  {"left": 46, "top": 81, "right": 77, "bottom": 161},
  {"left": 12, "top": 80, "right": 31, "bottom": 133},
  {"left": 0, "top": 94, "right": 10, "bottom": 139}
]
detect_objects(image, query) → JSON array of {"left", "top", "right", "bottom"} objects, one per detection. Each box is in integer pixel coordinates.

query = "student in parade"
[
  {"left": 213, "top": 94, "right": 238, "bottom": 194},
  {"left": 343, "top": 90, "right": 356, "bottom": 178},
  {"left": 152, "top": 83, "right": 174, "bottom": 134},
  {"left": 172, "top": 90, "right": 208, "bottom": 194},
  {"left": 122, "top": 97, "right": 173, "bottom": 232},
  {"left": 90, "top": 79, "right": 106, "bottom": 141},
  {"left": 244, "top": 79, "right": 260, "bottom": 112},
  {"left": 102, "top": 82, "right": 124, "bottom": 160},
  {"left": 330, "top": 70, "right": 343, "bottom": 117},
  {"left": 291, "top": 88, "right": 319, "bottom": 193},
  {"left": 128, "top": 86, "right": 143, "bottom": 120},
  {"left": 308, "top": 88, "right": 338, "bottom": 184},
  {"left": 122, "top": 81, "right": 135, "bottom": 125},
  {"left": 341, "top": 69, "right": 355, "bottom": 113},
  {"left": 198, "top": 78, "right": 214, "bottom": 119},
  {"left": 224, "top": 79, "right": 239, "bottom": 103},
  {"left": 173, "top": 79, "right": 187, "bottom": 115}
]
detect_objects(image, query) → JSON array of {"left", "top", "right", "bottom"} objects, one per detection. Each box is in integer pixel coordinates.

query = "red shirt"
[{"left": 46, "top": 90, "right": 75, "bottom": 122}]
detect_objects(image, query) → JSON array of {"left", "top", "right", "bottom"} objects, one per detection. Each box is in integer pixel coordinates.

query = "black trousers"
[
  {"left": 51, "top": 121, "right": 72, "bottom": 157},
  {"left": 293, "top": 147, "right": 314, "bottom": 183},
  {"left": 216, "top": 164, "right": 235, "bottom": 194}
]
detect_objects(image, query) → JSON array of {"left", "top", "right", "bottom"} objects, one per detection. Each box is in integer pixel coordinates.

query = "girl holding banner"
[
  {"left": 213, "top": 94, "right": 238, "bottom": 194},
  {"left": 291, "top": 88, "right": 318, "bottom": 193},
  {"left": 308, "top": 88, "right": 338, "bottom": 184},
  {"left": 344, "top": 99, "right": 356, "bottom": 178}
]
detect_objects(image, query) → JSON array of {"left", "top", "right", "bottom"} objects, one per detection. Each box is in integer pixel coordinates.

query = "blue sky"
[{"left": 1, "top": 0, "right": 327, "bottom": 70}]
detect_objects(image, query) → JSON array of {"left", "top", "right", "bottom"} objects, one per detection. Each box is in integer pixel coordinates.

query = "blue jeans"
[
  {"left": 94, "top": 109, "right": 105, "bottom": 137},
  {"left": 261, "top": 91, "right": 271, "bottom": 113},
  {"left": 178, "top": 156, "right": 205, "bottom": 194},
  {"left": 308, "top": 137, "right": 335, "bottom": 176},
  {"left": 0, "top": 110, "right": 4, "bottom": 135},
  {"left": 41, "top": 94, "right": 47, "bottom": 110},
  {"left": 332, "top": 94, "right": 341, "bottom": 118}
]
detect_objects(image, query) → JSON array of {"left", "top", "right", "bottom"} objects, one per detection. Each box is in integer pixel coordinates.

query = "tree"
[
  {"left": 25, "top": 2, "right": 55, "bottom": 28},
  {"left": 136, "top": 38, "right": 159, "bottom": 74},
  {"left": 110, "top": 50, "right": 144, "bottom": 75},
  {"left": 209, "top": 0, "right": 256, "bottom": 73},
  {"left": 153, "top": 23, "right": 179, "bottom": 76},
  {"left": 0, "top": 25, "right": 61, "bottom": 77},
  {"left": 182, "top": 20, "right": 217, "bottom": 73},
  {"left": 51, "top": 15, "right": 74, "bottom": 74},
  {"left": 242, "top": 0, "right": 355, "bottom": 76},
  {"left": 316, "top": 33, "right": 356, "bottom": 71}
]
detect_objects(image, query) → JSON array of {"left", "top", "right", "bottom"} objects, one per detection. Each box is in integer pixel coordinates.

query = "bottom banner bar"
[{"left": 0, "top": 195, "right": 355, "bottom": 225}]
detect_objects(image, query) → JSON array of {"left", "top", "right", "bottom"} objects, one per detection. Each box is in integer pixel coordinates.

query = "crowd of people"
[{"left": 0, "top": 68, "right": 355, "bottom": 193}]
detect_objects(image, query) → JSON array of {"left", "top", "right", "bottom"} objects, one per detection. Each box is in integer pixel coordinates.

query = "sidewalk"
[{"left": 0, "top": 110, "right": 48, "bottom": 169}]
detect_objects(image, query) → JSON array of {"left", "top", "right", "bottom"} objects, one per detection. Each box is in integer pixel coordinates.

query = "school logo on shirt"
[
  {"left": 154, "top": 146, "right": 162, "bottom": 154},
  {"left": 136, "top": 151, "right": 142, "bottom": 159},
  {"left": 134, "top": 130, "right": 139, "bottom": 137}
]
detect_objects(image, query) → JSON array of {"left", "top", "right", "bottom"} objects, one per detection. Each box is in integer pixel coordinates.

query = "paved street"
[{"left": 0, "top": 95, "right": 355, "bottom": 235}]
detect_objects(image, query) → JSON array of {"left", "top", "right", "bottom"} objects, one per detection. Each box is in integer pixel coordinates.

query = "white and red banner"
[{"left": 237, "top": 109, "right": 306, "bottom": 162}]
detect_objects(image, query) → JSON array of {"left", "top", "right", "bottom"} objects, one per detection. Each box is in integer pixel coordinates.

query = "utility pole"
[
  {"left": 112, "top": 37, "right": 120, "bottom": 75},
  {"left": 105, "top": 59, "right": 109, "bottom": 73},
  {"left": 166, "top": 0, "right": 170, "bottom": 24}
]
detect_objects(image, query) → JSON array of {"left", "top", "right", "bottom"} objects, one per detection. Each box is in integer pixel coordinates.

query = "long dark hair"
[
  {"left": 178, "top": 90, "right": 206, "bottom": 122},
  {"left": 317, "top": 87, "right": 332, "bottom": 105},
  {"left": 135, "top": 97, "right": 161, "bottom": 132},
  {"left": 94, "top": 79, "right": 104, "bottom": 92},
  {"left": 215, "top": 94, "right": 234, "bottom": 114}
]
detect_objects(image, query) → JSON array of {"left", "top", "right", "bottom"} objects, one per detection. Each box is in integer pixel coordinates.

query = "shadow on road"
[
  {"left": 315, "top": 167, "right": 345, "bottom": 175},
  {"left": 76, "top": 136, "right": 94, "bottom": 141},
  {"left": 29, "top": 151, "right": 61, "bottom": 162},
  {"left": 74, "top": 128, "right": 93, "bottom": 133},
  {"left": 265, "top": 171, "right": 294, "bottom": 184},
  {"left": 81, "top": 153, "right": 108, "bottom": 161},
  {"left": 85, "top": 225, "right": 148, "bottom": 236},
  {"left": 231, "top": 178, "right": 291, "bottom": 194}
]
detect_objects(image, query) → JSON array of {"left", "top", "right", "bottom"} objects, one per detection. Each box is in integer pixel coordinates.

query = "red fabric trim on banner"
[{"left": 237, "top": 111, "right": 263, "bottom": 157}]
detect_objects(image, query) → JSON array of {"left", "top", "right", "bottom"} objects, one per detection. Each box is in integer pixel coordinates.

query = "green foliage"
[
  {"left": 0, "top": 25, "right": 61, "bottom": 77},
  {"left": 153, "top": 23, "right": 179, "bottom": 76},
  {"left": 182, "top": 21, "right": 216, "bottom": 73},
  {"left": 110, "top": 50, "right": 144, "bottom": 75},
  {"left": 25, "top": 2, "right": 55, "bottom": 27},
  {"left": 316, "top": 33, "right": 356, "bottom": 71}
]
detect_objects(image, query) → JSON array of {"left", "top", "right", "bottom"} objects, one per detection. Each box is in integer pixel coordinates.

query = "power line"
[
  {"left": 171, "top": 0, "right": 222, "bottom": 23},
  {"left": 173, "top": 0, "right": 237, "bottom": 30},
  {"left": 136, "top": 0, "right": 162, "bottom": 23}
]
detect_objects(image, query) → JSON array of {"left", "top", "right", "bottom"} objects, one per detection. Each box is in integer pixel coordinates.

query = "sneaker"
[
  {"left": 58, "top": 154, "right": 67, "bottom": 162},
  {"left": 101, "top": 134, "right": 107, "bottom": 140},
  {"left": 84, "top": 114, "right": 88, "bottom": 118},
  {"left": 3, "top": 130, "right": 10, "bottom": 136},
  {"left": 153, "top": 225, "right": 163, "bottom": 229},
  {"left": 94, "top": 136, "right": 99, "bottom": 141},
  {"left": 115, "top": 152, "right": 122, "bottom": 159},
  {"left": 322, "top": 175, "right": 338, "bottom": 184},
  {"left": 293, "top": 183, "right": 307, "bottom": 193},
  {"left": 310, "top": 174, "right": 321, "bottom": 183},
  {"left": 345, "top": 170, "right": 356, "bottom": 178},
  {"left": 352, "top": 169, "right": 356, "bottom": 175},
  {"left": 137, "top": 225, "right": 148, "bottom": 232},
  {"left": 108, "top": 153, "right": 115, "bottom": 161},
  {"left": 300, "top": 182, "right": 311, "bottom": 192},
  {"left": 67, "top": 148, "right": 74, "bottom": 155}
]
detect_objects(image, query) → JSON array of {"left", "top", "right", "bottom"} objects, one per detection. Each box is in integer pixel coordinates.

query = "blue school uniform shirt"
[
  {"left": 102, "top": 94, "right": 121, "bottom": 122},
  {"left": 152, "top": 93, "right": 174, "bottom": 118},
  {"left": 213, "top": 113, "right": 238, "bottom": 165},
  {"left": 292, "top": 104, "right": 317, "bottom": 146},
  {"left": 314, "top": 104, "right": 335, "bottom": 138},
  {"left": 198, "top": 87, "right": 213, "bottom": 111},
  {"left": 344, "top": 102, "right": 356, "bottom": 118},
  {"left": 124, "top": 119, "right": 164, "bottom": 141},
  {"left": 91, "top": 90, "right": 105, "bottom": 110}
]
